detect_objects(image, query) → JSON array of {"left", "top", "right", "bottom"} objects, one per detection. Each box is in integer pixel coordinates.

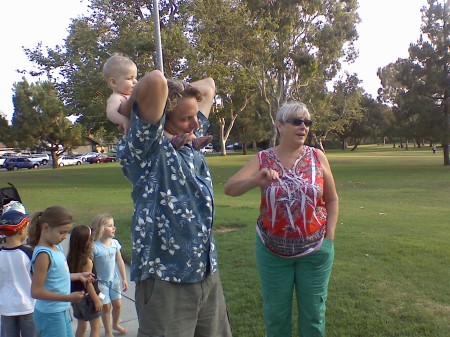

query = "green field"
[{"left": 2, "top": 145, "right": 449, "bottom": 336}]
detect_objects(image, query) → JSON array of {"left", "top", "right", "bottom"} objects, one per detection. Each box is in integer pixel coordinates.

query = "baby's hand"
[
  {"left": 119, "top": 119, "right": 130, "bottom": 135},
  {"left": 69, "top": 291, "right": 86, "bottom": 303}
]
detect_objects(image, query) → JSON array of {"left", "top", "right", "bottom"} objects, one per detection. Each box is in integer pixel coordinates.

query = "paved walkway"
[{"left": 61, "top": 236, "right": 139, "bottom": 336}]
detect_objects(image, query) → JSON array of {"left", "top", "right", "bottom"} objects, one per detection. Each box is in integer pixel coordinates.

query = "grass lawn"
[{"left": 2, "top": 145, "right": 449, "bottom": 336}]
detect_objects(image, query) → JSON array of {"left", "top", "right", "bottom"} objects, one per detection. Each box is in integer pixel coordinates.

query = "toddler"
[
  {"left": 91, "top": 214, "right": 128, "bottom": 336},
  {"left": 0, "top": 201, "right": 38, "bottom": 337},
  {"left": 67, "top": 225, "right": 102, "bottom": 337}
]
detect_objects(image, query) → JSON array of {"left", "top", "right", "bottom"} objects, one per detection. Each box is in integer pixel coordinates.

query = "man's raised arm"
[
  {"left": 119, "top": 70, "right": 168, "bottom": 124},
  {"left": 190, "top": 78, "right": 215, "bottom": 119}
]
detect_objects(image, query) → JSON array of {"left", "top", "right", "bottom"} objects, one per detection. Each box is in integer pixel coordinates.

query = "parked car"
[
  {"left": 200, "top": 143, "right": 216, "bottom": 154},
  {"left": 226, "top": 142, "right": 243, "bottom": 150},
  {"left": 28, "top": 153, "right": 50, "bottom": 165},
  {"left": 75, "top": 152, "right": 98, "bottom": 162},
  {"left": 4, "top": 157, "right": 39, "bottom": 171},
  {"left": 0, "top": 154, "right": 19, "bottom": 168},
  {"left": 86, "top": 154, "right": 117, "bottom": 164},
  {"left": 57, "top": 156, "right": 82, "bottom": 167}
]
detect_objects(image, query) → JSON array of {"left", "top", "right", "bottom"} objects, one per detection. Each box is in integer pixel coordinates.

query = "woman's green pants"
[{"left": 256, "top": 236, "right": 335, "bottom": 337}]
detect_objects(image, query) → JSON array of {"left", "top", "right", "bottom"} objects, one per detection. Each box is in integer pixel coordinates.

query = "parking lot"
[{"left": 0, "top": 153, "right": 117, "bottom": 172}]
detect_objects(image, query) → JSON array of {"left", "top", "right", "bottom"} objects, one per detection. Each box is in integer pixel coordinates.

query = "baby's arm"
[{"left": 106, "top": 93, "right": 131, "bottom": 134}]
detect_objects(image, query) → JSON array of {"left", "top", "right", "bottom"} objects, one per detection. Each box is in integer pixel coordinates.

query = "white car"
[
  {"left": 28, "top": 153, "right": 50, "bottom": 165},
  {"left": 57, "top": 156, "right": 82, "bottom": 167},
  {"left": 200, "top": 143, "right": 215, "bottom": 154},
  {"left": 75, "top": 152, "right": 98, "bottom": 162}
]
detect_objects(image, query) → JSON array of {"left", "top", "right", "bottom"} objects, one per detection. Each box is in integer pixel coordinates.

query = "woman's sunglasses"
[{"left": 286, "top": 118, "right": 313, "bottom": 127}]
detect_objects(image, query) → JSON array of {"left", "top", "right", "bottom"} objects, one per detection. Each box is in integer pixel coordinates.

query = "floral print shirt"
[
  {"left": 257, "top": 146, "right": 327, "bottom": 257},
  {"left": 117, "top": 106, "right": 217, "bottom": 283}
]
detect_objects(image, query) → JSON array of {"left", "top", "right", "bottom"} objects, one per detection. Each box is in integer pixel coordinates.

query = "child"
[
  {"left": 103, "top": 53, "right": 138, "bottom": 136},
  {"left": 91, "top": 214, "right": 128, "bottom": 337},
  {"left": 29, "top": 206, "right": 95, "bottom": 337},
  {"left": 67, "top": 225, "right": 102, "bottom": 337},
  {"left": 0, "top": 201, "right": 38, "bottom": 337},
  {"left": 103, "top": 53, "right": 213, "bottom": 150}
]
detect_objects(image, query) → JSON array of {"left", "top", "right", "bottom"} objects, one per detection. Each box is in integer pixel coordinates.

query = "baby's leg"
[
  {"left": 192, "top": 135, "right": 213, "bottom": 150},
  {"left": 170, "top": 133, "right": 190, "bottom": 149}
]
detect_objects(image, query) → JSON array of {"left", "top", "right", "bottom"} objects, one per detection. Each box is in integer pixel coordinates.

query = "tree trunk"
[
  {"left": 444, "top": 144, "right": 450, "bottom": 165},
  {"left": 219, "top": 122, "right": 227, "bottom": 156},
  {"left": 269, "top": 123, "right": 277, "bottom": 147}
]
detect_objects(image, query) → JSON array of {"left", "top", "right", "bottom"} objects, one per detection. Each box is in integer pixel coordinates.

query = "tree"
[
  {"left": 0, "top": 113, "right": 13, "bottom": 147},
  {"left": 23, "top": 0, "right": 193, "bottom": 136},
  {"left": 22, "top": 0, "right": 359, "bottom": 149},
  {"left": 379, "top": 0, "right": 450, "bottom": 164},
  {"left": 184, "top": 0, "right": 259, "bottom": 155},
  {"left": 242, "top": 0, "right": 360, "bottom": 146},
  {"left": 11, "top": 80, "right": 84, "bottom": 168},
  {"left": 409, "top": 0, "right": 450, "bottom": 164},
  {"left": 329, "top": 74, "right": 365, "bottom": 150}
]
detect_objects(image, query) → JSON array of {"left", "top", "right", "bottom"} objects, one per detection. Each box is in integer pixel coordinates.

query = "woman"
[{"left": 224, "top": 101, "right": 339, "bottom": 337}]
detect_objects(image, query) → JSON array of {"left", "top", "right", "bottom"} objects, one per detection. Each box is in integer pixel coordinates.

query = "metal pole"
[{"left": 152, "top": 0, "right": 163, "bottom": 74}]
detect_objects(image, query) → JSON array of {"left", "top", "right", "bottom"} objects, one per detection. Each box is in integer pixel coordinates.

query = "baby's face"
[{"left": 114, "top": 64, "right": 138, "bottom": 95}]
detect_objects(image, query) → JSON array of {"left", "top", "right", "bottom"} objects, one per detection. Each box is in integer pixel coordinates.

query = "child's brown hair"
[
  {"left": 28, "top": 206, "right": 72, "bottom": 247},
  {"left": 67, "top": 225, "right": 94, "bottom": 273}
]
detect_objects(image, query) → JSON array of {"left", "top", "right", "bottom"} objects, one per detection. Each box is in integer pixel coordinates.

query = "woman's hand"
[{"left": 256, "top": 168, "right": 279, "bottom": 187}]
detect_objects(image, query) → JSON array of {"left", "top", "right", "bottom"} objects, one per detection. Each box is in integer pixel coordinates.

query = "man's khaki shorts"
[{"left": 135, "top": 272, "right": 232, "bottom": 337}]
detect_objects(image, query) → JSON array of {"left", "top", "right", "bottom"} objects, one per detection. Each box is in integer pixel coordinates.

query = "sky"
[{"left": 0, "top": 0, "right": 427, "bottom": 123}]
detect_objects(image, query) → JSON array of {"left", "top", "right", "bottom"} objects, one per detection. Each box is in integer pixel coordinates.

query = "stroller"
[{"left": 0, "top": 183, "right": 22, "bottom": 244}]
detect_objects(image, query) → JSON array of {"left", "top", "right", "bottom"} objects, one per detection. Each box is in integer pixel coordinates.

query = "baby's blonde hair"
[{"left": 102, "top": 53, "right": 136, "bottom": 85}]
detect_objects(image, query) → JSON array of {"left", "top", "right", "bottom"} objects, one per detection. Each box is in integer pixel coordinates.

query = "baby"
[
  {"left": 103, "top": 53, "right": 137, "bottom": 136},
  {"left": 103, "top": 54, "right": 212, "bottom": 150}
]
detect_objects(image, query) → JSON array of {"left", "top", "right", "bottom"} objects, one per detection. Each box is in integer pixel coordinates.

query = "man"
[{"left": 117, "top": 70, "right": 232, "bottom": 337}]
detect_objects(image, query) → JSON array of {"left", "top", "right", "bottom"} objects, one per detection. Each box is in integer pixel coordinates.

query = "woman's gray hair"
[{"left": 276, "top": 101, "right": 311, "bottom": 123}]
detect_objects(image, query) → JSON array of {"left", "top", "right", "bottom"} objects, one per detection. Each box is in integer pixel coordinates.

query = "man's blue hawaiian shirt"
[{"left": 117, "top": 106, "right": 218, "bottom": 283}]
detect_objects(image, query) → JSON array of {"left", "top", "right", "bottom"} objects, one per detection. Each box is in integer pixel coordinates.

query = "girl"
[
  {"left": 67, "top": 225, "right": 102, "bottom": 337},
  {"left": 29, "top": 206, "right": 94, "bottom": 337},
  {"left": 91, "top": 214, "right": 128, "bottom": 337}
]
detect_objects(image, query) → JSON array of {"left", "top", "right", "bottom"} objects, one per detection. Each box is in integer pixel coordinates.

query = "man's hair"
[{"left": 165, "top": 79, "right": 202, "bottom": 118}]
